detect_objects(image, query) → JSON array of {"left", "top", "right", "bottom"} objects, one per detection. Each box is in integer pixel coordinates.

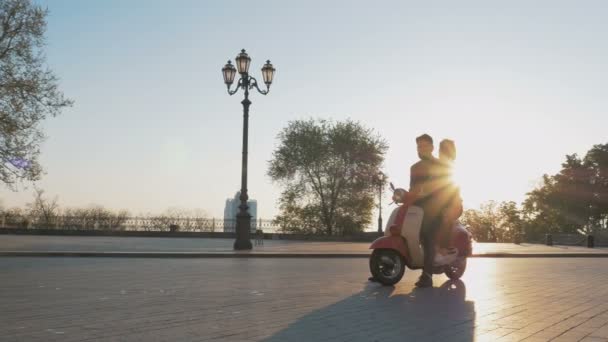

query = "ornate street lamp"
[
  {"left": 377, "top": 171, "right": 386, "bottom": 234},
  {"left": 222, "top": 49, "right": 276, "bottom": 250}
]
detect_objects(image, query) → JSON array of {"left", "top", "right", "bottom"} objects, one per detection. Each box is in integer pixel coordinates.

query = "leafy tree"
[
  {"left": 521, "top": 175, "right": 564, "bottom": 239},
  {"left": 462, "top": 200, "right": 523, "bottom": 242},
  {"left": 522, "top": 143, "right": 608, "bottom": 238},
  {"left": 584, "top": 144, "right": 608, "bottom": 232},
  {"left": 0, "top": 0, "right": 72, "bottom": 188},
  {"left": 268, "top": 119, "right": 387, "bottom": 235}
]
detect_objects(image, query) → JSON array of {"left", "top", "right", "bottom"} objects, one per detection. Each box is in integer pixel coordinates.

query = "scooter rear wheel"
[
  {"left": 369, "top": 249, "right": 406, "bottom": 286},
  {"left": 444, "top": 257, "right": 467, "bottom": 280}
]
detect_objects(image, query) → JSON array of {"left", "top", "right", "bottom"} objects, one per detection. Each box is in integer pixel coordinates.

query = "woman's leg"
[{"left": 438, "top": 218, "right": 453, "bottom": 249}]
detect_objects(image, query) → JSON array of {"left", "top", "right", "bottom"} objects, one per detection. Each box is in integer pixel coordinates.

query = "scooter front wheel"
[{"left": 369, "top": 249, "right": 406, "bottom": 286}]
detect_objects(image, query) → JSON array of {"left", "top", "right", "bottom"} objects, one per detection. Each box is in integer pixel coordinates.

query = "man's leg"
[
  {"left": 423, "top": 229, "right": 435, "bottom": 274},
  {"left": 416, "top": 218, "right": 437, "bottom": 288}
]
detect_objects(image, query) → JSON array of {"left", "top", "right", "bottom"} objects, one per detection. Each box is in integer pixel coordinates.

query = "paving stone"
[{"left": 2, "top": 258, "right": 608, "bottom": 341}]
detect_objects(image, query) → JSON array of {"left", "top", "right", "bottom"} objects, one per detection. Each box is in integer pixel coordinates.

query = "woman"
[{"left": 434, "top": 139, "right": 463, "bottom": 260}]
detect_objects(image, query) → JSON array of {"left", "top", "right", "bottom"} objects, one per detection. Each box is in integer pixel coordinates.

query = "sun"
[
  {"left": 449, "top": 163, "right": 465, "bottom": 190},
  {"left": 447, "top": 160, "right": 490, "bottom": 209},
  {"left": 448, "top": 162, "right": 474, "bottom": 207}
]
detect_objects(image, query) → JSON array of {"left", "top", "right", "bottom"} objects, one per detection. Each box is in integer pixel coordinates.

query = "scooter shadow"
[{"left": 263, "top": 279, "right": 476, "bottom": 342}]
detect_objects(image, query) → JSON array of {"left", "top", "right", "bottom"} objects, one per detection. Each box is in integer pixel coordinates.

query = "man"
[
  {"left": 409, "top": 133, "right": 442, "bottom": 288},
  {"left": 367, "top": 134, "right": 439, "bottom": 284}
]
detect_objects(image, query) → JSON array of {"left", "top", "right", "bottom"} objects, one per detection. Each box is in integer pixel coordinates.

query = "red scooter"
[{"left": 369, "top": 184, "right": 473, "bottom": 286}]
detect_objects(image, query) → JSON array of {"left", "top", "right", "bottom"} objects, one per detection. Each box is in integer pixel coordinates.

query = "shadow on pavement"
[{"left": 263, "top": 280, "right": 476, "bottom": 342}]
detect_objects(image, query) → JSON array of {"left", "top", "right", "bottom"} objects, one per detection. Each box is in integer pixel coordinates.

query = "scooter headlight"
[{"left": 392, "top": 189, "right": 407, "bottom": 203}]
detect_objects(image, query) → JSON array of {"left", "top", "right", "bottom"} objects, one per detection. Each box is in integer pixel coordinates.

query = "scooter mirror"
[{"left": 389, "top": 182, "right": 395, "bottom": 191}]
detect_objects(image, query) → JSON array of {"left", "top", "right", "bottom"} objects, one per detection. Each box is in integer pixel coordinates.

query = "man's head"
[{"left": 416, "top": 134, "right": 434, "bottom": 160}]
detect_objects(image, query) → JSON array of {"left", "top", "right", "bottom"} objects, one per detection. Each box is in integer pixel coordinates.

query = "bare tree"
[
  {"left": 26, "top": 186, "right": 59, "bottom": 228},
  {"left": 61, "top": 205, "right": 130, "bottom": 231},
  {"left": 140, "top": 207, "right": 210, "bottom": 232},
  {"left": 2, "top": 206, "right": 27, "bottom": 227}
]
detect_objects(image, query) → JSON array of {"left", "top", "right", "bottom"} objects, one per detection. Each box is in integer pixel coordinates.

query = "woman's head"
[{"left": 439, "top": 139, "right": 456, "bottom": 161}]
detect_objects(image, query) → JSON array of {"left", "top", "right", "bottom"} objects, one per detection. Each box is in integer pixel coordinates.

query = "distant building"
[{"left": 223, "top": 191, "right": 257, "bottom": 232}]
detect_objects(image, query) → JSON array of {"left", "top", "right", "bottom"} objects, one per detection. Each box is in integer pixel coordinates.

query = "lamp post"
[
  {"left": 377, "top": 172, "right": 386, "bottom": 234},
  {"left": 222, "top": 49, "right": 275, "bottom": 250}
]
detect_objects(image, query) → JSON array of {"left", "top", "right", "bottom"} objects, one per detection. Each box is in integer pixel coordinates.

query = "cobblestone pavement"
[
  {"left": 2, "top": 258, "right": 608, "bottom": 341},
  {"left": 1, "top": 235, "right": 607, "bottom": 255}
]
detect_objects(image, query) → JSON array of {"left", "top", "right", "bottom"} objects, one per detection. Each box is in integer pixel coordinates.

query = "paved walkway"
[
  {"left": 0, "top": 235, "right": 607, "bottom": 257},
  {"left": 2, "top": 257, "right": 608, "bottom": 341}
]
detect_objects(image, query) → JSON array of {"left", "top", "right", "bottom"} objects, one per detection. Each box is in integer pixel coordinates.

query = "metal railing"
[
  {"left": 548, "top": 233, "right": 588, "bottom": 246},
  {"left": 0, "top": 215, "right": 283, "bottom": 233},
  {"left": 543, "top": 233, "right": 608, "bottom": 247}
]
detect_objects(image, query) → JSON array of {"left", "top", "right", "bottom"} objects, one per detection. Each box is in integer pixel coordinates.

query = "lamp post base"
[
  {"left": 234, "top": 239, "right": 253, "bottom": 250},
  {"left": 234, "top": 212, "right": 253, "bottom": 250}
]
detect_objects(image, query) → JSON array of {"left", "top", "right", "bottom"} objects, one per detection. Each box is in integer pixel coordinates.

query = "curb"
[{"left": 1, "top": 251, "right": 608, "bottom": 258}]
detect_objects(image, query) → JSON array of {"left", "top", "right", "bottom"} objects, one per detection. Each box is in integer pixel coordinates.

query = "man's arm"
[
  {"left": 409, "top": 163, "right": 424, "bottom": 200},
  {"left": 409, "top": 164, "right": 416, "bottom": 191}
]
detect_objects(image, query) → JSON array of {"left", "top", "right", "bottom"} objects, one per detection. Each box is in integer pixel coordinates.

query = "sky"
[{"left": 1, "top": 1, "right": 607, "bottom": 229}]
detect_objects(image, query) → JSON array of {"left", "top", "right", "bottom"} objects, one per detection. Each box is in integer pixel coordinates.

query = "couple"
[
  {"left": 409, "top": 133, "right": 463, "bottom": 288},
  {"left": 368, "top": 133, "right": 463, "bottom": 287}
]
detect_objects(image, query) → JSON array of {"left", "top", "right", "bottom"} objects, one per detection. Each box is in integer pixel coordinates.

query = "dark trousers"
[{"left": 420, "top": 214, "right": 441, "bottom": 277}]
